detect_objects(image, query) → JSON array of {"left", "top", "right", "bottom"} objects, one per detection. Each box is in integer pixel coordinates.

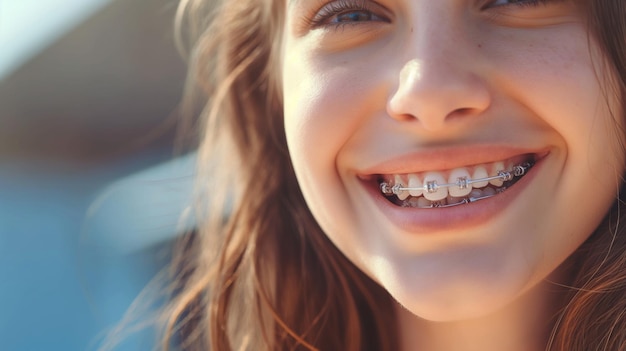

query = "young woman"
[{"left": 163, "top": 0, "right": 626, "bottom": 350}]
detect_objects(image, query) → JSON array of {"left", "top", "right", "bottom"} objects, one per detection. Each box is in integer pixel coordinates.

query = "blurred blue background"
[{"left": 1, "top": 0, "right": 195, "bottom": 350}]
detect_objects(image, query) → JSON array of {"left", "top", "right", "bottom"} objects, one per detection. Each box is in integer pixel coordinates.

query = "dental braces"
[
  {"left": 380, "top": 161, "right": 534, "bottom": 197},
  {"left": 413, "top": 186, "right": 508, "bottom": 208}
]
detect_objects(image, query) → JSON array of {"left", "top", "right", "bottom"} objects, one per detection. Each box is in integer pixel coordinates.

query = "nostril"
[
  {"left": 453, "top": 107, "right": 475, "bottom": 116},
  {"left": 393, "top": 113, "right": 420, "bottom": 122},
  {"left": 445, "top": 107, "right": 482, "bottom": 122}
]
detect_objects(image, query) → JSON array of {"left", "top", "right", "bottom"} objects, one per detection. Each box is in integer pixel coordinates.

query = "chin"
[
  {"left": 367, "top": 247, "right": 547, "bottom": 323},
  {"left": 393, "top": 284, "right": 522, "bottom": 322}
]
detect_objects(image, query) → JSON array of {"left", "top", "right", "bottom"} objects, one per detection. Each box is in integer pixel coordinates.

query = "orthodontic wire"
[{"left": 380, "top": 162, "right": 533, "bottom": 196}]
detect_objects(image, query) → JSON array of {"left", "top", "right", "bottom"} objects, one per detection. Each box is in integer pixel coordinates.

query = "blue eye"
[
  {"left": 308, "top": 0, "right": 390, "bottom": 28},
  {"left": 488, "top": 0, "right": 558, "bottom": 8},
  {"left": 334, "top": 11, "right": 376, "bottom": 23}
]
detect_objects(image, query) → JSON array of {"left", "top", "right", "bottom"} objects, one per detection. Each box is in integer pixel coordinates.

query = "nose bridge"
[
  {"left": 388, "top": 7, "right": 491, "bottom": 131},
  {"left": 410, "top": 10, "right": 459, "bottom": 70},
  {"left": 400, "top": 2, "right": 465, "bottom": 82}
]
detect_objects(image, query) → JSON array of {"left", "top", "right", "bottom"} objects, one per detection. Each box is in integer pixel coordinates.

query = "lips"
[{"left": 357, "top": 148, "right": 549, "bottom": 233}]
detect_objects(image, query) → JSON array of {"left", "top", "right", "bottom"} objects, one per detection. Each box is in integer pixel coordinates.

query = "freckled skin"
[{"left": 283, "top": 0, "right": 623, "bottom": 330}]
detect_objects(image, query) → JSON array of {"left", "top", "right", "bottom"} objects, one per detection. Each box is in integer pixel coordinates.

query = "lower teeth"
[{"left": 397, "top": 185, "right": 506, "bottom": 208}]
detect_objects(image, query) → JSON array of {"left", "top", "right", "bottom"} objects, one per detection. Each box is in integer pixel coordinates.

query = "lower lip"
[{"left": 362, "top": 158, "right": 544, "bottom": 234}]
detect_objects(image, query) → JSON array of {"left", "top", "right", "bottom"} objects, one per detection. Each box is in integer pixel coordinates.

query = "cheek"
[
  {"left": 282, "top": 36, "right": 393, "bottom": 162},
  {"left": 282, "top": 58, "right": 352, "bottom": 235},
  {"left": 283, "top": 55, "right": 385, "bottom": 181},
  {"left": 506, "top": 38, "right": 625, "bottom": 270},
  {"left": 493, "top": 28, "right": 623, "bottom": 173},
  {"left": 282, "top": 51, "right": 389, "bottom": 242}
]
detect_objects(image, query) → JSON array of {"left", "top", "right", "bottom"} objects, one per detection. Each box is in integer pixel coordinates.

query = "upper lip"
[{"left": 357, "top": 145, "right": 550, "bottom": 176}]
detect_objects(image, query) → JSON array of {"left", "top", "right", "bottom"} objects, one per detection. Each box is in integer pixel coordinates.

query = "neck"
[{"left": 396, "top": 280, "right": 564, "bottom": 351}]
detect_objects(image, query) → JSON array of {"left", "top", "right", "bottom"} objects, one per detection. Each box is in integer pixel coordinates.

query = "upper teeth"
[{"left": 380, "top": 160, "right": 531, "bottom": 202}]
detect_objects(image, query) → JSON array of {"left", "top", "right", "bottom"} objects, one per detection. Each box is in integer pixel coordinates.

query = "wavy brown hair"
[{"left": 160, "top": 0, "right": 626, "bottom": 350}]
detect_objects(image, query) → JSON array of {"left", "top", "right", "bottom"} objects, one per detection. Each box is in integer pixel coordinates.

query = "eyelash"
[
  {"left": 486, "top": 0, "right": 560, "bottom": 9},
  {"left": 306, "top": 0, "right": 389, "bottom": 29},
  {"left": 305, "top": 0, "right": 563, "bottom": 29}
]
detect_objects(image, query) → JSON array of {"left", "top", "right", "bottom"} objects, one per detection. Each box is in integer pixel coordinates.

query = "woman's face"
[{"left": 282, "top": 0, "right": 624, "bottom": 320}]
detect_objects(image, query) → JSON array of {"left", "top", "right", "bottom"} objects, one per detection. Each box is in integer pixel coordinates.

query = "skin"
[{"left": 282, "top": 0, "right": 624, "bottom": 350}]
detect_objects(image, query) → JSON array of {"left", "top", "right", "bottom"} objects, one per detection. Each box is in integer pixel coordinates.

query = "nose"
[{"left": 387, "top": 19, "right": 491, "bottom": 132}]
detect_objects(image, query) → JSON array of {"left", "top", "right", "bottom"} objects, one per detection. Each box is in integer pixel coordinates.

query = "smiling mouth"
[{"left": 375, "top": 154, "right": 537, "bottom": 208}]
